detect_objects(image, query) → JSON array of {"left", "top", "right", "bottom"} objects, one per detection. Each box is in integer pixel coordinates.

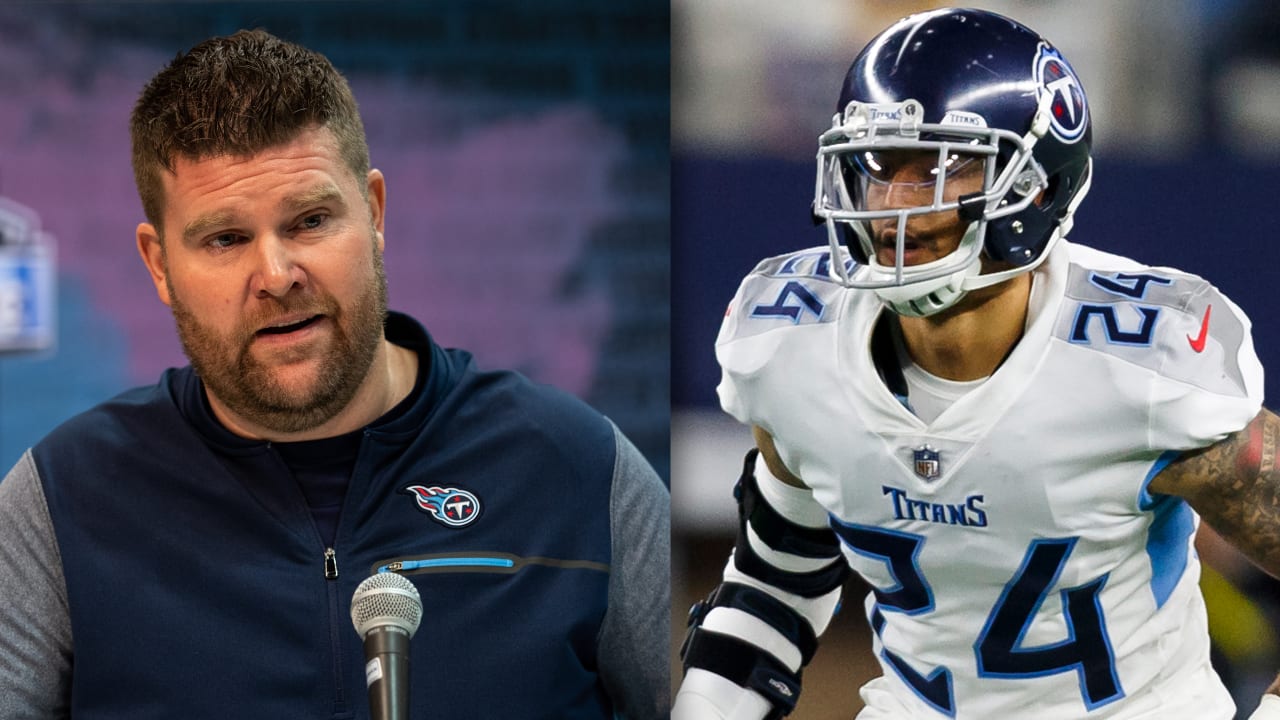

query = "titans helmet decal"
[
  {"left": 402, "top": 485, "right": 482, "bottom": 528},
  {"left": 1036, "top": 44, "right": 1087, "bottom": 143}
]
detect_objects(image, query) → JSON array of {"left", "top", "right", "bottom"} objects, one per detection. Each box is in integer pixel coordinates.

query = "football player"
[{"left": 675, "top": 8, "right": 1280, "bottom": 719}]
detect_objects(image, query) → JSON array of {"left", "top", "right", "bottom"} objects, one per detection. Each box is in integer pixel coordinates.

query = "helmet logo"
[{"left": 1036, "top": 45, "right": 1087, "bottom": 143}]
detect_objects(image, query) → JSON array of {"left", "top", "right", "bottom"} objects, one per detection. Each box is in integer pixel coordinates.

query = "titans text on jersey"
[{"left": 882, "top": 486, "right": 988, "bottom": 528}]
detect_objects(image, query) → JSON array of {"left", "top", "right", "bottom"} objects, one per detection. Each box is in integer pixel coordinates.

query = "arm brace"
[{"left": 677, "top": 449, "right": 848, "bottom": 719}]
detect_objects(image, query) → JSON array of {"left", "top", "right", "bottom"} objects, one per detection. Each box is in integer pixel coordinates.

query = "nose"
[{"left": 251, "top": 234, "right": 306, "bottom": 298}]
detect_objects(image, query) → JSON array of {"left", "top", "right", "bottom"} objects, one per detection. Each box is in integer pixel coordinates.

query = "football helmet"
[{"left": 813, "top": 8, "right": 1092, "bottom": 317}]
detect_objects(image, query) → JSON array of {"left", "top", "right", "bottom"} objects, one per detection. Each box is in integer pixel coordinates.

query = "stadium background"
[
  {"left": 672, "top": 1, "right": 1280, "bottom": 717},
  {"left": 0, "top": 1, "right": 670, "bottom": 483}
]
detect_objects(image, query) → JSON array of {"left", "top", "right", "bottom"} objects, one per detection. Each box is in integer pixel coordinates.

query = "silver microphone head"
[{"left": 351, "top": 572, "right": 423, "bottom": 639}]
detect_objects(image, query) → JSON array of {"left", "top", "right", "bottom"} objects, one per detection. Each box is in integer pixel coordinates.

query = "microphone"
[{"left": 351, "top": 572, "right": 423, "bottom": 720}]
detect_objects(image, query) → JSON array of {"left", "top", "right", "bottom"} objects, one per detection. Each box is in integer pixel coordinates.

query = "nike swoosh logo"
[{"left": 1187, "top": 304, "right": 1212, "bottom": 353}]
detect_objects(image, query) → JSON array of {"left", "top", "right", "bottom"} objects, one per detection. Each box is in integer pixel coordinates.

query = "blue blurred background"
[
  {"left": 0, "top": 1, "right": 670, "bottom": 481},
  {"left": 671, "top": 1, "right": 1280, "bottom": 716}
]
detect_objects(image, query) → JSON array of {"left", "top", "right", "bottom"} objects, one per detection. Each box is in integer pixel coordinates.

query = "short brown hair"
[{"left": 130, "top": 29, "right": 370, "bottom": 230}]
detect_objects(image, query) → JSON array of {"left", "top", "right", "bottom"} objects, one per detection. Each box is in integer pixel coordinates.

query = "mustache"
[
  {"left": 240, "top": 294, "right": 339, "bottom": 337},
  {"left": 874, "top": 229, "right": 926, "bottom": 252}
]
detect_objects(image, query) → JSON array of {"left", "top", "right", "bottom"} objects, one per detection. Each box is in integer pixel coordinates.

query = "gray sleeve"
[
  {"left": 597, "top": 423, "right": 671, "bottom": 720},
  {"left": 0, "top": 451, "right": 71, "bottom": 719}
]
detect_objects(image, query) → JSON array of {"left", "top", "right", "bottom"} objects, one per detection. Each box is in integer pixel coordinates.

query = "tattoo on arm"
[{"left": 1156, "top": 409, "right": 1280, "bottom": 579}]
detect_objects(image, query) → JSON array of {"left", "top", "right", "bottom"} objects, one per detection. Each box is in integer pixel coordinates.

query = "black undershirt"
[{"left": 270, "top": 354, "right": 426, "bottom": 548}]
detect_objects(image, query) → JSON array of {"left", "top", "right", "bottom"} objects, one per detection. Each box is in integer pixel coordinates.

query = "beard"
[{"left": 168, "top": 246, "right": 388, "bottom": 435}]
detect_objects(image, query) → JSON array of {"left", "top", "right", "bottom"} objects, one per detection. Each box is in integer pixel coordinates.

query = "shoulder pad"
[
  {"left": 1055, "top": 261, "right": 1255, "bottom": 398},
  {"left": 717, "top": 247, "right": 857, "bottom": 347}
]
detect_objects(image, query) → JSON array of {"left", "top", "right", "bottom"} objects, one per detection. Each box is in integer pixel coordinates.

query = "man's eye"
[
  {"left": 298, "top": 214, "right": 327, "bottom": 230},
  {"left": 209, "top": 233, "right": 241, "bottom": 249}
]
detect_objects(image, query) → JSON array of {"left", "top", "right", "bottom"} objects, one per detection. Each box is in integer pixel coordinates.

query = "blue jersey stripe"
[{"left": 1139, "top": 450, "right": 1194, "bottom": 608}]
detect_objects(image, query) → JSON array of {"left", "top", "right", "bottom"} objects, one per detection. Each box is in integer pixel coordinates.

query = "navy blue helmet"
[{"left": 813, "top": 8, "right": 1092, "bottom": 316}]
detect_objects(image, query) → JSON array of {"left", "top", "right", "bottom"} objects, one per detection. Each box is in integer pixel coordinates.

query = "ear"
[
  {"left": 136, "top": 222, "right": 172, "bottom": 307},
  {"left": 367, "top": 168, "right": 386, "bottom": 252}
]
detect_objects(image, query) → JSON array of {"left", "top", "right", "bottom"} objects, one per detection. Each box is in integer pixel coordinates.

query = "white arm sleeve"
[{"left": 673, "top": 669, "right": 773, "bottom": 720}]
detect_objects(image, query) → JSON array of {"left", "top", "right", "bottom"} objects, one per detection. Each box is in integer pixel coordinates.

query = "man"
[
  {"left": 675, "top": 8, "right": 1279, "bottom": 719},
  {"left": 0, "top": 30, "right": 669, "bottom": 719}
]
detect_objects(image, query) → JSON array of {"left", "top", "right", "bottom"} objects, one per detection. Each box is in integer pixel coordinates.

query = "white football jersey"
[{"left": 715, "top": 240, "right": 1264, "bottom": 719}]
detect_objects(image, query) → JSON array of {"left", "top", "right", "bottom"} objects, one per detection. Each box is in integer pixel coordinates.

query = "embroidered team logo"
[
  {"left": 913, "top": 446, "right": 941, "bottom": 480},
  {"left": 402, "top": 485, "right": 482, "bottom": 528},
  {"left": 1036, "top": 45, "right": 1087, "bottom": 143}
]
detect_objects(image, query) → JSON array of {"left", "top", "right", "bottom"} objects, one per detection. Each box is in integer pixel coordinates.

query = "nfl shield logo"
[{"left": 913, "top": 446, "right": 941, "bottom": 480}]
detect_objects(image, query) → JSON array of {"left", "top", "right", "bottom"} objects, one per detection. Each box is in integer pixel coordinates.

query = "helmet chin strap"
[
  {"left": 875, "top": 270, "right": 973, "bottom": 317},
  {"left": 875, "top": 222, "right": 1049, "bottom": 318},
  {"left": 871, "top": 221, "right": 984, "bottom": 317}
]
